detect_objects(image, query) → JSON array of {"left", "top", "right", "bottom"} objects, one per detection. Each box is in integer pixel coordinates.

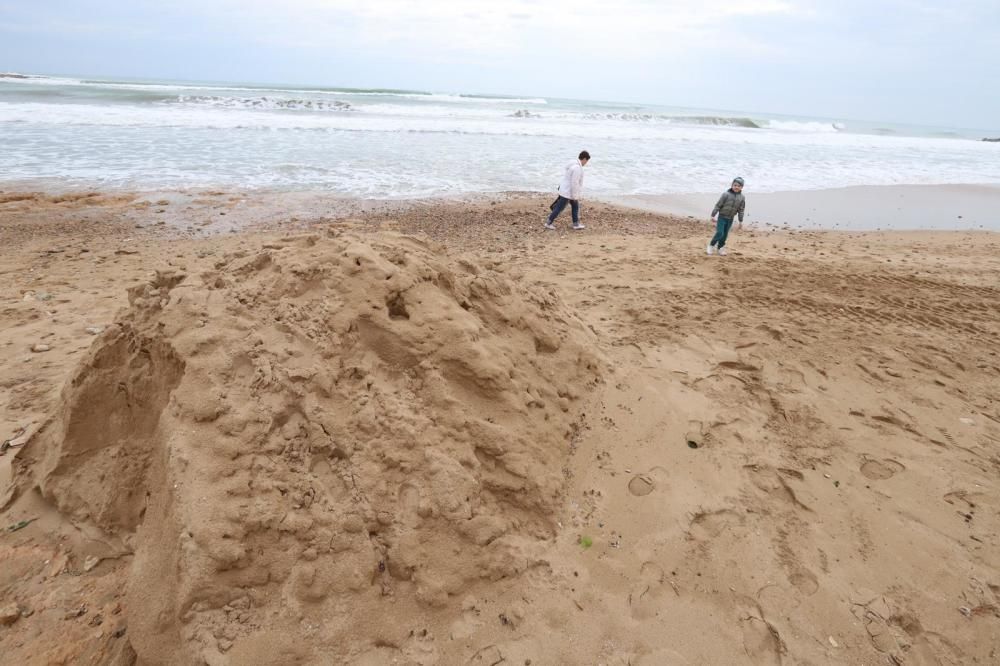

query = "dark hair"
[{"left": 579, "top": 151, "right": 591, "bottom": 161}]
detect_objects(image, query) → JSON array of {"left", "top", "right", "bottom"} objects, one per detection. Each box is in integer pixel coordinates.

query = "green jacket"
[{"left": 712, "top": 190, "right": 746, "bottom": 222}]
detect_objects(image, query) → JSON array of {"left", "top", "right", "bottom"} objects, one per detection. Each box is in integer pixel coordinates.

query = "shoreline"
[{"left": 3, "top": 182, "right": 1000, "bottom": 233}]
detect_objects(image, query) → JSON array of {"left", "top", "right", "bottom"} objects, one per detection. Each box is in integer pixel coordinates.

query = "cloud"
[
  {"left": 166, "top": 0, "right": 805, "bottom": 59},
  {"left": 1, "top": 0, "right": 996, "bottom": 127},
  {"left": 0, "top": 2, "right": 153, "bottom": 38},
  {"left": 0, "top": 0, "right": 813, "bottom": 66}
]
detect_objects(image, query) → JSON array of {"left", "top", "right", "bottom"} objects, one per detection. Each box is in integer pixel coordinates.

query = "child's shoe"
[
  {"left": 572, "top": 223, "right": 585, "bottom": 230},
  {"left": 706, "top": 243, "right": 715, "bottom": 256},
  {"left": 718, "top": 247, "right": 728, "bottom": 256},
  {"left": 544, "top": 222, "right": 556, "bottom": 230}
]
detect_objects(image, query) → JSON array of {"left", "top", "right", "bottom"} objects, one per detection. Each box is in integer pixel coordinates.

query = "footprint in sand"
[
  {"left": 776, "top": 366, "right": 808, "bottom": 391},
  {"left": 629, "top": 561, "right": 669, "bottom": 620},
  {"left": 788, "top": 569, "right": 819, "bottom": 597},
  {"left": 465, "top": 645, "right": 504, "bottom": 665},
  {"left": 860, "top": 458, "right": 905, "bottom": 481},
  {"left": 745, "top": 464, "right": 811, "bottom": 511},
  {"left": 737, "top": 598, "right": 783, "bottom": 665},
  {"left": 741, "top": 617, "right": 783, "bottom": 665},
  {"left": 628, "top": 475, "right": 656, "bottom": 497},
  {"left": 688, "top": 509, "right": 742, "bottom": 542},
  {"left": 639, "top": 561, "right": 665, "bottom": 582},
  {"left": 943, "top": 490, "right": 978, "bottom": 509},
  {"left": 627, "top": 466, "right": 668, "bottom": 497},
  {"left": 757, "top": 584, "right": 803, "bottom": 613},
  {"left": 397, "top": 482, "right": 422, "bottom": 526}
]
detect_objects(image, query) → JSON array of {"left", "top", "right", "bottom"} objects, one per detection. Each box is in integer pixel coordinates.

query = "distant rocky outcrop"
[
  {"left": 0, "top": 73, "right": 30, "bottom": 79},
  {"left": 983, "top": 137, "right": 1000, "bottom": 142},
  {"left": 510, "top": 109, "right": 541, "bottom": 119}
]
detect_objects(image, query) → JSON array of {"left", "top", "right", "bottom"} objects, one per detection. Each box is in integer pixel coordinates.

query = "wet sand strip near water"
[{"left": 601, "top": 183, "right": 1000, "bottom": 231}]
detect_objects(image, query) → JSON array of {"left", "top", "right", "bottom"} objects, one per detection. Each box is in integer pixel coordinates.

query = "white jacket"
[{"left": 558, "top": 161, "right": 585, "bottom": 200}]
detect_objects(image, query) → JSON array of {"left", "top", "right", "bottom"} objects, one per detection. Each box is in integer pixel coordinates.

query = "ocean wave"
[
  {"left": 672, "top": 116, "right": 763, "bottom": 129},
  {"left": 765, "top": 120, "right": 844, "bottom": 133},
  {"left": 175, "top": 95, "right": 352, "bottom": 112},
  {"left": 579, "top": 113, "right": 846, "bottom": 132},
  {"left": 581, "top": 112, "right": 763, "bottom": 128},
  {"left": 0, "top": 73, "right": 84, "bottom": 86},
  {"left": 459, "top": 94, "right": 548, "bottom": 105},
  {"left": 578, "top": 115, "right": 844, "bottom": 133},
  {"left": 0, "top": 101, "right": 977, "bottom": 148},
  {"left": 2, "top": 74, "right": 548, "bottom": 105},
  {"left": 326, "top": 91, "right": 547, "bottom": 104},
  {"left": 584, "top": 112, "right": 658, "bottom": 122}
]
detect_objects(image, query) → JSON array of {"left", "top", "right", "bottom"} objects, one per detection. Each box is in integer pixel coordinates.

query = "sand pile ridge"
[{"left": 12, "top": 231, "right": 603, "bottom": 664}]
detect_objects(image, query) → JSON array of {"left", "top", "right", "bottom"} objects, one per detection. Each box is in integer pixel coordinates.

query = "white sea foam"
[
  {"left": 765, "top": 120, "right": 844, "bottom": 133},
  {"left": 0, "top": 74, "right": 84, "bottom": 86},
  {"left": 175, "top": 95, "right": 353, "bottom": 112},
  {"left": 2, "top": 75, "right": 999, "bottom": 201},
  {"left": 0, "top": 101, "right": 983, "bottom": 152}
]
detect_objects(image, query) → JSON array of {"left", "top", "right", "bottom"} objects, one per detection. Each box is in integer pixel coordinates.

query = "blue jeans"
[
  {"left": 710, "top": 216, "right": 734, "bottom": 248},
  {"left": 548, "top": 196, "right": 580, "bottom": 225}
]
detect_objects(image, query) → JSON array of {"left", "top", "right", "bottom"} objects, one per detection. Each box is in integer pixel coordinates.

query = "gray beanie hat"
[{"left": 732, "top": 177, "right": 745, "bottom": 186}]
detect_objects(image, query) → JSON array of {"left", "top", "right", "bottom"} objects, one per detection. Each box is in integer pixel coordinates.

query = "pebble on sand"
[
  {"left": 0, "top": 603, "right": 21, "bottom": 626},
  {"left": 31, "top": 343, "right": 51, "bottom": 353}
]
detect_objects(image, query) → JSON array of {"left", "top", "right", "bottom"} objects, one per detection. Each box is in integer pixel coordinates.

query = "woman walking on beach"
[{"left": 707, "top": 177, "right": 746, "bottom": 256}]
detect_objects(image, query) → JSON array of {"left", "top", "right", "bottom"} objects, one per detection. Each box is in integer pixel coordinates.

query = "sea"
[{"left": 2, "top": 73, "right": 999, "bottom": 198}]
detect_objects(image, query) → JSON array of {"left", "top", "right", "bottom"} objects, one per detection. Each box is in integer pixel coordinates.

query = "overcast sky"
[{"left": 1, "top": 0, "right": 997, "bottom": 129}]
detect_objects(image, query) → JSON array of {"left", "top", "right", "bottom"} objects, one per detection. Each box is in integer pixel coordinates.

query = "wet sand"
[{"left": 602, "top": 183, "right": 1000, "bottom": 231}]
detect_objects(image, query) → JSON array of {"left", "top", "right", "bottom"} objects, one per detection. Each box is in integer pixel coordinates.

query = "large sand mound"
[{"left": 13, "top": 232, "right": 602, "bottom": 664}]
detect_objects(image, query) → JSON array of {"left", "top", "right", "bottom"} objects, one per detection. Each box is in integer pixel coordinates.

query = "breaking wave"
[
  {"left": 674, "top": 116, "right": 763, "bottom": 129},
  {"left": 583, "top": 113, "right": 763, "bottom": 128},
  {"left": 175, "top": 95, "right": 353, "bottom": 112}
]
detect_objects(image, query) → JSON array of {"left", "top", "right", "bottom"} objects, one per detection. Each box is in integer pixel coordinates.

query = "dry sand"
[{"left": 1, "top": 191, "right": 999, "bottom": 665}]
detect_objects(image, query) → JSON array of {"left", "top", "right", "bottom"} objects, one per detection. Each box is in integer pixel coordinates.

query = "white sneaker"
[
  {"left": 706, "top": 244, "right": 715, "bottom": 255},
  {"left": 572, "top": 223, "right": 585, "bottom": 230},
  {"left": 544, "top": 222, "right": 556, "bottom": 230},
  {"left": 718, "top": 247, "right": 727, "bottom": 256}
]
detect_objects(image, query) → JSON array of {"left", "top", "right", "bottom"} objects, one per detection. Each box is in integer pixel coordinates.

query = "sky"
[{"left": 1, "top": 0, "right": 998, "bottom": 129}]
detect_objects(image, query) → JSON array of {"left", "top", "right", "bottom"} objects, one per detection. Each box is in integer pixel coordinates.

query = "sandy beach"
[{"left": 1, "top": 190, "right": 999, "bottom": 665}]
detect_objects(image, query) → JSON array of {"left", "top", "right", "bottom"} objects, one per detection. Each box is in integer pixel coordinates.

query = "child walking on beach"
[
  {"left": 545, "top": 151, "right": 590, "bottom": 231},
  {"left": 707, "top": 177, "right": 745, "bottom": 256}
]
